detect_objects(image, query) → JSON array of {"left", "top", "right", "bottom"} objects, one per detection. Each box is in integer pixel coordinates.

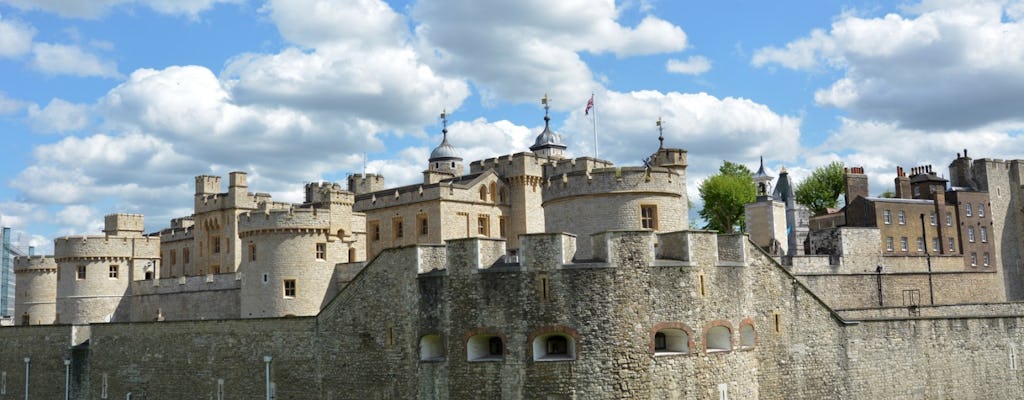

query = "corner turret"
[
  {"left": 425, "top": 109, "right": 464, "bottom": 184},
  {"left": 529, "top": 94, "right": 567, "bottom": 160}
]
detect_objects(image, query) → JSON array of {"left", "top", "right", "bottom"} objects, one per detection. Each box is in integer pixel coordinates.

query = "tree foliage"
[
  {"left": 795, "top": 161, "right": 845, "bottom": 215},
  {"left": 699, "top": 161, "right": 756, "bottom": 233}
]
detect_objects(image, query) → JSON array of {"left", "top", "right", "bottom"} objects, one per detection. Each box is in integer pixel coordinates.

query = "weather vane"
[{"left": 541, "top": 93, "right": 550, "bottom": 117}]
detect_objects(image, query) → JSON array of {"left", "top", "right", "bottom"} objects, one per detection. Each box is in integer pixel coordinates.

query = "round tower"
[
  {"left": 14, "top": 255, "right": 57, "bottom": 325},
  {"left": 55, "top": 214, "right": 159, "bottom": 324},
  {"left": 238, "top": 206, "right": 356, "bottom": 318}
]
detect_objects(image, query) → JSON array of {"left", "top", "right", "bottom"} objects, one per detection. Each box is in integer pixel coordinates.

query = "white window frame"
[
  {"left": 886, "top": 237, "right": 894, "bottom": 252},
  {"left": 900, "top": 237, "right": 908, "bottom": 252},
  {"left": 898, "top": 210, "right": 906, "bottom": 225},
  {"left": 883, "top": 210, "right": 892, "bottom": 224}
]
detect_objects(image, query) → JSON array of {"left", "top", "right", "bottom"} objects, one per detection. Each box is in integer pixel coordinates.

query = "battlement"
[
  {"left": 541, "top": 156, "right": 614, "bottom": 177},
  {"left": 170, "top": 216, "right": 194, "bottom": 230},
  {"left": 238, "top": 206, "right": 333, "bottom": 233},
  {"left": 305, "top": 181, "right": 355, "bottom": 205},
  {"left": 468, "top": 152, "right": 546, "bottom": 177},
  {"left": 54, "top": 235, "right": 160, "bottom": 260},
  {"left": 158, "top": 225, "right": 194, "bottom": 242},
  {"left": 195, "top": 175, "right": 222, "bottom": 195},
  {"left": 346, "top": 173, "right": 386, "bottom": 195},
  {"left": 13, "top": 255, "right": 57, "bottom": 272},
  {"left": 104, "top": 213, "right": 145, "bottom": 236},
  {"left": 541, "top": 166, "right": 684, "bottom": 203},
  {"left": 648, "top": 147, "right": 687, "bottom": 169}
]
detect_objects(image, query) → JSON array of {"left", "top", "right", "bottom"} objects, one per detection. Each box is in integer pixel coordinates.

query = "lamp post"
[
  {"left": 23, "top": 357, "right": 29, "bottom": 400},
  {"left": 263, "top": 355, "right": 272, "bottom": 400},
  {"left": 64, "top": 358, "right": 71, "bottom": 400}
]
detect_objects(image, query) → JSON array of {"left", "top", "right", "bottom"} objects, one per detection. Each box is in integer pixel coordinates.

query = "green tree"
[
  {"left": 795, "top": 161, "right": 845, "bottom": 215},
  {"left": 699, "top": 161, "right": 756, "bottom": 233}
]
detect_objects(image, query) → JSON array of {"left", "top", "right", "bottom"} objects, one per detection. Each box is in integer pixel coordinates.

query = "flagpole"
[{"left": 592, "top": 94, "right": 599, "bottom": 159}]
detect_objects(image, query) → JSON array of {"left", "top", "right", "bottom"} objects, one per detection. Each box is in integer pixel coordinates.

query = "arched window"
[
  {"left": 489, "top": 183, "right": 497, "bottom": 203},
  {"left": 499, "top": 188, "right": 508, "bottom": 204},
  {"left": 467, "top": 333, "right": 505, "bottom": 361},
  {"left": 533, "top": 334, "right": 576, "bottom": 361},
  {"left": 479, "top": 186, "right": 488, "bottom": 201},
  {"left": 705, "top": 323, "right": 732, "bottom": 353},
  {"left": 420, "top": 334, "right": 444, "bottom": 361},
  {"left": 348, "top": 247, "right": 357, "bottom": 262},
  {"left": 739, "top": 321, "right": 756, "bottom": 350},
  {"left": 653, "top": 328, "right": 691, "bottom": 355}
]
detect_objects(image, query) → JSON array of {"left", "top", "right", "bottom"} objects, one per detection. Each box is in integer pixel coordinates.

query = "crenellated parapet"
[
  {"left": 346, "top": 173, "right": 386, "bottom": 195},
  {"left": 542, "top": 165, "right": 684, "bottom": 204},
  {"left": 541, "top": 156, "right": 614, "bottom": 178},
  {"left": 54, "top": 235, "right": 161, "bottom": 262},
  {"left": 14, "top": 255, "right": 57, "bottom": 272},
  {"left": 103, "top": 213, "right": 145, "bottom": 236},
  {"left": 237, "top": 207, "right": 333, "bottom": 236},
  {"left": 469, "top": 152, "right": 548, "bottom": 178},
  {"left": 305, "top": 181, "right": 355, "bottom": 206}
]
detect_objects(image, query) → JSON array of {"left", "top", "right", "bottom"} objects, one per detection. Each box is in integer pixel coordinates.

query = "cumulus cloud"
[
  {"left": 0, "top": 0, "right": 239, "bottom": 19},
  {"left": 55, "top": 204, "right": 100, "bottom": 233},
  {"left": 27, "top": 98, "right": 91, "bottom": 133},
  {"left": 666, "top": 55, "right": 711, "bottom": 75},
  {"left": 0, "top": 17, "right": 35, "bottom": 58},
  {"left": 0, "top": 92, "right": 28, "bottom": 114},
  {"left": 30, "top": 43, "right": 120, "bottom": 78},
  {"left": 753, "top": 1, "right": 1024, "bottom": 130},
  {"left": 411, "top": 0, "right": 687, "bottom": 107}
]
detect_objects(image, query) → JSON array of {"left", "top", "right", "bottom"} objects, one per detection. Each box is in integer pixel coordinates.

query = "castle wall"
[
  {"left": 973, "top": 159, "right": 1024, "bottom": 299},
  {"left": 13, "top": 256, "right": 57, "bottom": 325},
  {"left": 0, "top": 325, "right": 77, "bottom": 399},
  {"left": 129, "top": 274, "right": 240, "bottom": 321},
  {"left": 843, "top": 316, "right": 1024, "bottom": 399},
  {"left": 797, "top": 271, "right": 1003, "bottom": 309},
  {"left": 86, "top": 318, "right": 319, "bottom": 399}
]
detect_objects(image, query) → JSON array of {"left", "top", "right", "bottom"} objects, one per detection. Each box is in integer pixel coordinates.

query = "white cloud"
[
  {"left": 0, "top": 17, "right": 35, "bottom": 58},
  {"left": 0, "top": 0, "right": 238, "bottom": 19},
  {"left": 30, "top": 43, "right": 120, "bottom": 78},
  {"left": 411, "top": 0, "right": 687, "bottom": 107},
  {"left": 55, "top": 204, "right": 100, "bottom": 232},
  {"left": 666, "top": 55, "right": 711, "bottom": 75},
  {"left": 753, "top": 1, "right": 1024, "bottom": 130},
  {"left": 261, "top": 0, "right": 406, "bottom": 49},
  {"left": 27, "top": 98, "right": 90, "bottom": 133},
  {"left": 0, "top": 92, "right": 28, "bottom": 114}
]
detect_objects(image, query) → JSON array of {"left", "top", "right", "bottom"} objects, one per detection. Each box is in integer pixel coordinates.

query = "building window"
[
  {"left": 929, "top": 213, "right": 936, "bottom": 226},
  {"left": 467, "top": 334, "right": 504, "bottom": 361},
  {"left": 478, "top": 215, "right": 490, "bottom": 236},
  {"left": 970, "top": 253, "right": 978, "bottom": 266},
  {"left": 418, "top": 215, "right": 428, "bottom": 236},
  {"left": 981, "top": 227, "right": 988, "bottom": 243},
  {"left": 499, "top": 188, "right": 508, "bottom": 204},
  {"left": 393, "top": 218, "right": 404, "bottom": 239},
  {"left": 499, "top": 217, "right": 507, "bottom": 238},
  {"left": 966, "top": 203, "right": 973, "bottom": 216},
  {"left": 21, "top": 313, "right": 30, "bottom": 326},
  {"left": 946, "top": 212, "right": 952, "bottom": 226},
  {"left": 705, "top": 325, "right": 732, "bottom": 353},
  {"left": 948, "top": 237, "right": 956, "bottom": 252},
  {"left": 109, "top": 265, "right": 118, "bottom": 279},
  {"left": 283, "top": 279, "right": 296, "bottom": 298},
  {"left": 933, "top": 237, "right": 940, "bottom": 252},
  {"left": 170, "top": 249, "right": 177, "bottom": 265},
  {"left": 984, "top": 252, "right": 991, "bottom": 266},
  {"left": 898, "top": 210, "right": 906, "bottom": 225},
  {"left": 641, "top": 205, "right": 658, "bottom": 230},
  {"left": 968, "top": 226, "right": 975, "bottom": 242},
  {"left": 77, "top": 265, "right": 87, "bottom": 280},
  {"left": 370, "top": 222, "right": 380, "bottom": 241},
  {"left": 916, "top": 237, "right": 924, "bottom": 252},
  {"left": 886, "top": 237, "right": 894, "bottom": 252},
  {"left": 978, "top": 203, "right": 985, "bottom": 217},
  {"left": 315, "top": 243, "right": 326, "bottom": 260},
  {"left": 490, "top": 182, "right": 498, "bottom": 203},
  {"left": 883, "top": 210, "right": 891, "bottom": 224},
  {"left": 420, "top": 334, "right": 444, "bottom": 361},
  {"left": 653, "top": 327, "right": 691, "bottom": 355},
  {"left": 214, "top": 236, "right": 223, "bottom": 254},
  {"left": 532, "top": 331, "right": 577, "bottom": 361},
  {"left": 249, "top": 244, "right": 257, "bottom": 262},
  {"left": 739, "top": 323, "right": 756, "bottom": 350},
  {"left": 145, "top": 271, "right": 153, "bottom": 280},
  {"left": 479, "top": 186, "right": 488, "bottom": 201},
  {"left": 900, "top": 237, "right": 908, "bottom": 252},
  {"left": 183, "top": 248, "right": 190, "bottom": 264}
]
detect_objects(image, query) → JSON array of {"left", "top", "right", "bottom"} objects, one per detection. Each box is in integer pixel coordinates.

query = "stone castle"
[{"left": 5, "top": 106, "right": 1024, "bottom": 398}]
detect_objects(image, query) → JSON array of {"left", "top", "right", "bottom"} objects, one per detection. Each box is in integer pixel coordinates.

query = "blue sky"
[{"left": 1, "top": 0, "right": 1023, "bottom": 252}]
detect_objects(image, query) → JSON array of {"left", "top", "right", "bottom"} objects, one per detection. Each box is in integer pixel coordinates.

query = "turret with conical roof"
[
  {"left": 424, "top": 109, "right": 464, "bottom": 184},
  {"left": 753, "top": 156, "right": 774, "bottom": 199},
  {"left": 530, "top": 94, "right": 567, "bottom": 159}
]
